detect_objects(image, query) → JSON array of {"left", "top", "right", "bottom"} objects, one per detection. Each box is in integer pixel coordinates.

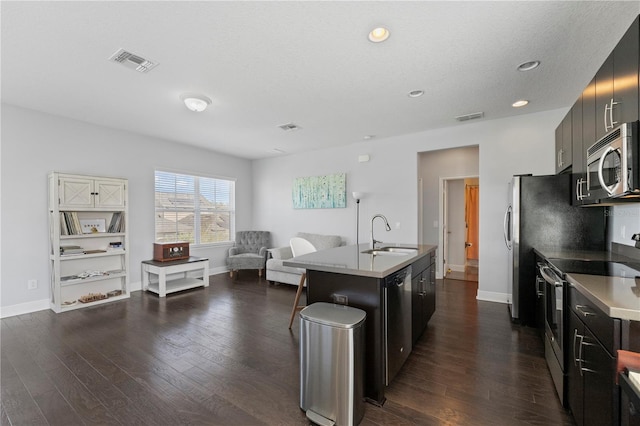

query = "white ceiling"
[{"left": 2, "top": 1, "right": 640, "bottom": 160}]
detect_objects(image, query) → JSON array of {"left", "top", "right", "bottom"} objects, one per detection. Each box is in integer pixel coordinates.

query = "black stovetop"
[{"left": 547, "top": 258, "right": 640, "bottom": 278}]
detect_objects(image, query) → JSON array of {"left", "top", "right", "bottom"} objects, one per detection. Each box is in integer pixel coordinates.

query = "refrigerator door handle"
[{"left": 503, "top": 205, "right": 512, "bottom": 249}]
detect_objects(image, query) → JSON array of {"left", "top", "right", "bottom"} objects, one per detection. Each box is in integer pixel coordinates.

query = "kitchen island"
[{"left": 285, "top": 243, "right": 437, "bottom": 405}]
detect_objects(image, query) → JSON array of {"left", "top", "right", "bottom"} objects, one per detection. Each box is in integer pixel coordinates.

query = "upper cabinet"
[
  {"left": 563, "top": 15, "right": 639, "bottom": 205},
  {"left": 595, "top": 16, "right": 639, "bottom": 141},
  {"left": 582, "top": 78, "right": 597, "bottom": 151},
  {"left": 57, "top": 175, "right": 126, "bottom": 210},
  {"left": 555, "top": 111, "right": 572, "bottom": 174}
]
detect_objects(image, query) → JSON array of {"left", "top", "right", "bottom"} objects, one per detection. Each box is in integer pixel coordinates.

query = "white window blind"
[{"left": 155, "top": 170, "right": 235, "bottom": 244}]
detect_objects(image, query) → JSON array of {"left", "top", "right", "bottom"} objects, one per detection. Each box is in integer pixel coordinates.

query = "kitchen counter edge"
[{"left": 284, "top": 243, "right": 437, "bottom": 279}]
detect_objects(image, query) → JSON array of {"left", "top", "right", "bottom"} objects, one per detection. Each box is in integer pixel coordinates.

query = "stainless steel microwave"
[{"left": 586, "top": 122, "right": 639, "bottom": 201}]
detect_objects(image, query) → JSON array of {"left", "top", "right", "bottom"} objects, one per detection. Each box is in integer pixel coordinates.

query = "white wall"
[
  {"left": 608, "top": 204, "right": 640, "bottom": 246},
  {"left": 418, "top": 145, "right": 479, "bottom": 277},
  {"left": 253, "top": 108, "right": 566, "bottom": 302},
  {"left": 1, "top": 104, "right": 572, "bottom": 315},
  {"left": 419, "top": 146, "right": 479, "bottom": 245},
  {"left": 1, "top": 105, "right": 253, "bottom": 315},
  {"left": 446, "top": 179, "right": 466, "bottom": 271}
]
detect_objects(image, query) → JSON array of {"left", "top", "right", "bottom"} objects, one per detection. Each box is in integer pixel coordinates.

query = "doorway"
[
  {"left": 442, "top": 177, "right": 479, "bottom": 281},
  {"left": 417, "top": 145, "right": 479, "bottom": 280}
]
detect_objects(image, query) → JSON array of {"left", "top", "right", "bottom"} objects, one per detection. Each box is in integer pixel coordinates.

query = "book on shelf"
[
  {"left": 60, "top": 212, "right": 83, "bottom": 235},
  {"left": 60, "top": 244, "right": 84, "bottom": 255},
  {"left": 108, "top": 212, "right": 124, "bottom": 233}
]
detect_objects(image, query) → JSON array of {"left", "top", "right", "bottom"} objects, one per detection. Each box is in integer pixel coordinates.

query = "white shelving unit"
[{"left": 48, "top": 172, "right": 130, "bottom": 313}]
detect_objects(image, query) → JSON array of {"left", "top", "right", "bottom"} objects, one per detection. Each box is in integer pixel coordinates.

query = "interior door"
[
  {"left": 465, "top": 184, "right": 479, "bottom": 260},
  {"left": 442, "top": 180, "right": 449, "bottom": 276}
]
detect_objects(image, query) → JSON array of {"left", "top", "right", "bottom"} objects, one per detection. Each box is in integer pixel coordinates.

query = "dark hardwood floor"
[{"left": 1, "top": 274, "right": 574, "bottom": 425}]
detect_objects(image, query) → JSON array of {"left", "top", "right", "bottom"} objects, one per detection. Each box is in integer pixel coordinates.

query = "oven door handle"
[
  {"left": 598, "top": 146, "right": 620, "bottom": 196},
  {"left": 539, "top": 265, "right": 563, "bottom": 287}
]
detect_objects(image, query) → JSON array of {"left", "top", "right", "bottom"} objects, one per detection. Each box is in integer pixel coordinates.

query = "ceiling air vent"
[
  {"left": 108, "top": 48, "right": 158, "bottom": 73},
  {"left": 278, "top": 123, "right": 302, "bottom": 132},
  {"left": 455, "top": 112, "right": 484, "bottom": 122}
]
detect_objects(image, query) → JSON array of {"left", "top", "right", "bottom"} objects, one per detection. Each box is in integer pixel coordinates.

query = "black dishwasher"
[{"left": 384, "top": 266, "right": 412, "bottom": 385}]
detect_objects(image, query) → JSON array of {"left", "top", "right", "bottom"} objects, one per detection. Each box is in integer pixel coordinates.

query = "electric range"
[{"left": 546, "top": 258, "right": 640, "bottom": 278}]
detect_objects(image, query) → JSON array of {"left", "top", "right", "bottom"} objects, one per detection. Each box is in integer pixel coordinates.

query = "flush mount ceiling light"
[
  {"left": 368, "top": 27, "right": 390, "bottom": 43},
  {"left": 517, "top": 60, "right": 540, "bottom": 71},
  {"left": 512, "top": 99, "right": 529, "bottom": 108},
  {"left": 408, "top": 90, "right": 424, "bottom": 98},
  {"left": 180, "top": 94, "right": 211, "bottom": 112}
]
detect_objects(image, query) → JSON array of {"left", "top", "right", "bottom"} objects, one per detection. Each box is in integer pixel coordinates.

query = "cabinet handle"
[
  {"left": 609, "top": 98, "right": 619, "bottom": 130},
  {"left": 573, "top": 329, "right": 581, "bottom": 366},
  {"left": 577, "top": 332, "right": 586, "bottom": 376},
  {"left": 575, "top": 304, "right": 597, "bottom": 317},
  {"left": 576, "top": 178, "right": 588, "bottom": 201},
  {"left": 535, "top": 276, "right": 544, "bottom": 297},
  {"left": 604, "top": 98, "right": 619, "bottom": 131},
  {"left": 558, "top": 149, "right": 564, "bottom": 168}
]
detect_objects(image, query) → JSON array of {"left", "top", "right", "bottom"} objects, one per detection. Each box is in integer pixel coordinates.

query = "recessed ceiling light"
[
  {"left": 408, "top": 90, "right": 424, "bottom": 98},
  {"left": 368, "top": 27, "right": 390, "bottom": 43},
  {"left": 517, "top": 60, "right": 540, "bottom": 71},
  {"left": 512, "top": 100, "right": 529, "bottom": 108},
  {"left": 363, "top": 135, "right": 375, "bottom": 140},
  {"left": 180, "top": 93, "right": 211, "bottom": 112}
]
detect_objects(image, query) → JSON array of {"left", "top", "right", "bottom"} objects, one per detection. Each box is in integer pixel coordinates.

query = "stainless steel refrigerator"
[{"left": 504, "top": 174, "right": 608, "bottom": 326}]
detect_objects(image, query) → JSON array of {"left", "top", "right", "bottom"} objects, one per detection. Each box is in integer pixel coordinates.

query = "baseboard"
[
  {"left": 447, "top": 264, "right": 465, "bottom": 273},
  {"left": 0, "top": 298, "right": 50, "bottom": 318},
  {"left": 1, "top": 268, "right": 240, "bottom": 318},
  {"left": 476, "top": 290, "right": 509, "bottom": 304}
]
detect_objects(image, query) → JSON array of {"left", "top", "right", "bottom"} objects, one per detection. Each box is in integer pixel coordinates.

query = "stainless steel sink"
[
  {"left": 361, "top": 246, "right": 418, "bottom": 256},
  {"left": 382, "top": 247, "right": 418, "bottom": 253}
]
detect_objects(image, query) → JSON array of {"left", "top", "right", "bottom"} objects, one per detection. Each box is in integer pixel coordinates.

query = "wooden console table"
[{"left": 141, "top": 256, "right": 209, "bottom": 297}]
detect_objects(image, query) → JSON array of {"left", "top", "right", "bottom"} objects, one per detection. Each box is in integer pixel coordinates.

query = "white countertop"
[
  {"left": 284, "top": 243, "right": 437, "bottom": 278},
  {"left": 566, "top": 273, "right": 640, "bottom": 321}
]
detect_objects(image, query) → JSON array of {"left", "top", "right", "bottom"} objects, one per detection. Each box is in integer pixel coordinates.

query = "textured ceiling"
[{"left": 2, "top": 1, "right": 640, "bottom": 159}]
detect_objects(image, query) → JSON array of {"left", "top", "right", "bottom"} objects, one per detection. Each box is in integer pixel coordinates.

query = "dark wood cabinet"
[
  {"left": 411, "top": 251, "right": 436, "bottom": 346},
  {"left": 564, "top": 16, "right": 639, "bottom": 203},
  {"left": 571, "top": 95, "right": 592, "bottom": 205},
  {"left": 595, "top": 53, "right": 615, "bottom": 141},
  {"left": 567, "top": 288, "right": 620, "bottom": 426},
  {"left": 568, "top": 310, "right": 585, "bottom": 426},
  {"left": 595, "top": 17, "right": 639, "bottom": 142},
  {"left": 613, "top": 16, "right": 639, "bottom": 128},
  {"left": 555, "top": 112, "right": 572, "bottom": 174},
  {"left": 583, "top": 78, "right": 597, "bottom": 151}
]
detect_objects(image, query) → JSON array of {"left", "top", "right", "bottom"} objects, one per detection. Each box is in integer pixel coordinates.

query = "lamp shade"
[{"left": 352, "top": 192, "right": 365, "bottom": 200}]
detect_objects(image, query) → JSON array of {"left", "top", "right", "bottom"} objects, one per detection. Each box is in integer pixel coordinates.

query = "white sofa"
[{"left": 266, "top": 232, "right": 343, "bottom": 285}]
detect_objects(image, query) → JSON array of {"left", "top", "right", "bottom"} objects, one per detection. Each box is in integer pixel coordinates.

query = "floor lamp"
[{"left": 352, "top": 192, "right": 364, "bottom": 247}]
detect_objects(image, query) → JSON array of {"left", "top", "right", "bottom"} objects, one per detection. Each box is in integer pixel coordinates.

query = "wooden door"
[{"left": 465, "top": 184, "right": 479, "bottom": 260}]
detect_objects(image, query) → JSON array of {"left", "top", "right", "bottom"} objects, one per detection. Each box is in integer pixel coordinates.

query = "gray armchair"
[{"left": 227, "top": 231, "right": 271, "bottom": 279}]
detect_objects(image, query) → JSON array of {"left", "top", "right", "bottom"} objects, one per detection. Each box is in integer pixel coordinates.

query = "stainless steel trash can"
[{"left": 300, "top": 302, "right": 366, "bottom": 426}]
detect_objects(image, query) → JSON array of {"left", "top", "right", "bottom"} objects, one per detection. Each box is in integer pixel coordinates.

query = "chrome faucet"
[{"left": 370, "top": 214, "right": 391, "bottom": 249}]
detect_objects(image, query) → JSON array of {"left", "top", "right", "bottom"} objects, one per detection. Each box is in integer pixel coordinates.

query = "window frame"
[{"left": 154, "top": 169, "right": 236, "bottom": 247}]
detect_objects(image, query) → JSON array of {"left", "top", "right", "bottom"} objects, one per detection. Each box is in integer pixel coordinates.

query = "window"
[{"left": 155, "top": 170, "right": 235, "bottom": 245}]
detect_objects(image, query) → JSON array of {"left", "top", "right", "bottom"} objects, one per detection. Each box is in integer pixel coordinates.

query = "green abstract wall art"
[{"left": 292, "top": 173, "right": 346, "bottom": 209}]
